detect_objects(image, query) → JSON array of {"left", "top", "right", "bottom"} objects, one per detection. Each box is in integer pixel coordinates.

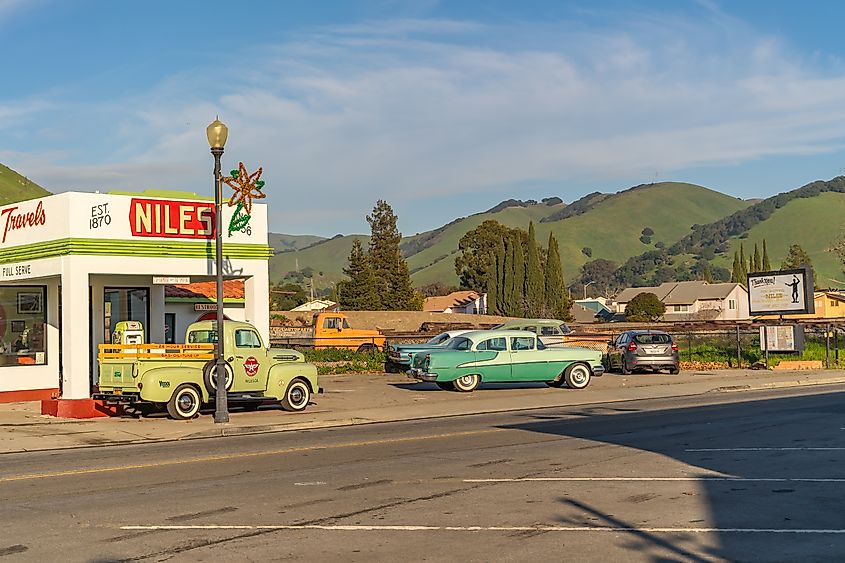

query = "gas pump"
[{"left": 112, "top": 321, "right": 145, "bottom": 354}]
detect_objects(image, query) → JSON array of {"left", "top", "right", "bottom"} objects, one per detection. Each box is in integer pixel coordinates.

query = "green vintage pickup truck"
[{"left": 94, "top": 320, "right": 320, "bottom": 420}]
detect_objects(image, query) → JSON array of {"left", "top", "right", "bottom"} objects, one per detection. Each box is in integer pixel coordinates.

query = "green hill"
[
  {"left": 268, "top": 233, "right": 326, "bottom": 254},
  {"left": 613, "top": 177, "right": 845, "bottom": 288},
  {"left": 271, "top": 182, "right": 751, "bottom": 289},
  {"left": 0, "top": 164, "right": 50, "bottom": 205}
]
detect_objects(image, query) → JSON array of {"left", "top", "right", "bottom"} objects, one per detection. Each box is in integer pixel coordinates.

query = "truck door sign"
[{"left": 244, "top": 356, "right": 260, "bottom": 377}]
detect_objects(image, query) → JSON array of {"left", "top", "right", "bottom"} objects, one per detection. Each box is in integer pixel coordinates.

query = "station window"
[{"left": 0, "top": 286, "right": 47, "bottom": 367}]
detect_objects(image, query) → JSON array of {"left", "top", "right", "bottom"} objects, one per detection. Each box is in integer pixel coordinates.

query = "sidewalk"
[{"left": 2, "top": 369, "right": 845, "bottom": 454}]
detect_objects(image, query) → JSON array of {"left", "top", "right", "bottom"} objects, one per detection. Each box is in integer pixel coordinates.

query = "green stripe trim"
[
  {"left": 165, "top": 298, "right": 245, "bottom": 304},
  {"left": 0, "top": 238, "right": 272, "bottom": 264}
]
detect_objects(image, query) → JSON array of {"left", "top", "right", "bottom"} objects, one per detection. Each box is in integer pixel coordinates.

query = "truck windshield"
[{"left": 188, "top": 330, "right": 217, "bottom": 344}]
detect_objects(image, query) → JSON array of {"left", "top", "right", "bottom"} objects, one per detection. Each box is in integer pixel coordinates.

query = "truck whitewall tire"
[
  {"left": 166, "top": 385, "right": 202, "bottom": 420},
  {"left": 203, "top": 361, "right": 234, "bottom": 394},
  {"left": 281, "top": 379, "right": 311, "bottom": 412}
]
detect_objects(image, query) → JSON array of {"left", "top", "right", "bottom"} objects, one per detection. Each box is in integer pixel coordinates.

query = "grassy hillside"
[
  {"left": 0, "top": 164, "right": 50, "bottom": 205},
  {"left": 613, "top": 176, "right": 845, "bottom": 288},
  {"left": 410, "top": 182, "right": 750, "bottom": 286},
  {"left": 268, "top": 233, "right": 326, "bottom": 254},
  {"left": 717, "top": 192, "right": 845, "bottom": 286},
  {"left": 271, "top": 182, "right": 750, "bottom": 289}
]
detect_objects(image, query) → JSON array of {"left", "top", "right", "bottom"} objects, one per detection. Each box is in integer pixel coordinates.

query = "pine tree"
[
  {"left": 525, "top": 222, "right": 544, "bottom": 316},
  {"left": 544, "top": 233, "right": 569, "bottom": 320},
  {"left": 762, "top": 239, "right": 772, "bottom": 271},
  {"left": 781, "top": 243, "right": 817, "bottom": 288},
  {"left": 739, "top": 243, "right": 748, "bottom": 282},
  {"left": 336, "top": 239, "right": 381, "bottom": 310},
  {"left": 366, "top": 200, "right": 419, "bottom": 310},
  {"left": 513, "top": 233, "right": 526, "bottom": 316},
  {"left": 731, "top": 251, "right": 742, "bottom": 283},
  {"left": 753, "top": 243, "right": 761, "bottom": 273}
]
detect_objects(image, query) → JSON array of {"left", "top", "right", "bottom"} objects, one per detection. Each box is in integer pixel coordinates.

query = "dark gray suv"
[{"left": 606, "top": 330, "right": 679, "bottom": 374}]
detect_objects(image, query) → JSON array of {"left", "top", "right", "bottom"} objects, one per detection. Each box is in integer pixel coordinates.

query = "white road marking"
[
  {"left": 294, "top": 482, "right": 327, "bottom": 486},
  {"left": 687, "top": 447, "right": 845, "bottom": 452},
  {"left": 463, "top": 477, "right": 845, "bottom": 483},
  {"left": 120, "top": 524, "right": 845, "bottom": 534}
]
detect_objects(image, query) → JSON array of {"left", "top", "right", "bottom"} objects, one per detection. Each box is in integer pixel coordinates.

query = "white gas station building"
[{"left": 0, "top": 190, "right": 270, "bottom": 411}]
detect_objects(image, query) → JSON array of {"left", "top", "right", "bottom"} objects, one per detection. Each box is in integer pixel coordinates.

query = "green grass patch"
[{"left": 305, "top": 348, "right": 388, "bottom": 375}]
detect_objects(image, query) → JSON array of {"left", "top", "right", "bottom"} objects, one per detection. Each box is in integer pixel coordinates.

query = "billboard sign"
[{"left": 747, "top": 268, "right": 815, "bottom": 316}]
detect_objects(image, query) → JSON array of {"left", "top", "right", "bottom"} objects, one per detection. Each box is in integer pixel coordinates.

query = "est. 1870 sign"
[{"left": 747, "top": 268, "right": 815, "bottom": 316}]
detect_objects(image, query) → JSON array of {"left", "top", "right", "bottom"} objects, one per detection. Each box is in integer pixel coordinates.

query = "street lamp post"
[
  {"left": 583, "top": 280, "right": 595, "bottom": 300},
  {"left": 207, "top": 118, "right": 229, "bottom": 424}
]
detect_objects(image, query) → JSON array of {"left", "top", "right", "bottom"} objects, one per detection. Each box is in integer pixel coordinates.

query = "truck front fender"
[{"left": 139, "top": 365, "right": 207, "bottom": 403}]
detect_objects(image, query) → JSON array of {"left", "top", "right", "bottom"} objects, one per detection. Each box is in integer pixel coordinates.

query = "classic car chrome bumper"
[
  {"left": 591, "top": 364, "right": 605, "bottom": 377},
  {"left": 407, "top": 368, "right": 438, "bottom": 382}
]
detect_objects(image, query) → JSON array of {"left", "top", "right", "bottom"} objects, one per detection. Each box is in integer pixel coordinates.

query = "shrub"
[{"left": 625, "top": 292, "right": 665, "bottom": 321}]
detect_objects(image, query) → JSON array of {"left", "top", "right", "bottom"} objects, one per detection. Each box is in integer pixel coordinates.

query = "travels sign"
[{"left": 747, "top": 268, "right": 815, "bottom": 316}]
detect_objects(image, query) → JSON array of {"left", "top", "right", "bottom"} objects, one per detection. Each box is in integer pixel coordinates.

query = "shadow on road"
[
  {"left": 500, "top": 390, "right": 845, "bottom": 562},
  {"left": 390, "top": 382, "right": 551, "bottom": 392}
]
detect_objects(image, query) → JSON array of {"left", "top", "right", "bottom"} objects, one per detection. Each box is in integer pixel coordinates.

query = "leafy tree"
[
  {"left": 572, "top": 258, "right": 618, "bottom": 297},
  {"left": 581, "top": 247, "right": 593, "bottom": 257},
  {"left": 454, "top": 220, "right": 524, "bottom": 291},
  {"left": 639, "top": 235, "right": 652, "bottom": 245},
  {"left": 544, "top": 233, "right": 571, "bottom": 320},
  {"left": 269, "top": 282, "right": 308, "bottom": 310},
  {"left": 525, "top": 222, "right": 545, "bottom": 316},
  {"left": 762, "top": 239, "right": 772, "bottom": 271},
  {"left": 642, "top": 227, "right": 654, "bottom": 237},
  {"left": 781, "top": 243, "right": 817, "bottom": 288},
  {"left": 625, "top": 292, "right": 665, "bottom": 322},
  {"left": 418, "top": 282, "right": 459, "bottom": 297},
  {"left": 336, "top": 239, "right": 382, "bottom": 310}
]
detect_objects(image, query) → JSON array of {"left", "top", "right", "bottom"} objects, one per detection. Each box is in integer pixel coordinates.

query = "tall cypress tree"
[
  {"left": 525, "top": 222, "right": 544, "bottom": 316},
  {"left": 512, "top": 233, "right": 526, "bottom": 316},
  {"left": 762, "top": 239, "right": 771, "bottom": 271},
  {"left": 731, "top": 251, "right": 742, "bottom": 283},
  {"left": 544, "top": 233, "right": 568, "bottom": 319},
  {"left": 739, "top": 243, "right": 748, "bottom": 282},
  {"left": 336, "top": 239, "right": 381, "bottom": 310},
  {"left": 494, "top": 237, "right": 506, "bottom": 315},
  {"left": 753, "top": 243, "right": 761, "bottom": 273},
  {"left": 503, "top": 237, "right": 515, "bottom": 316},
  {"left": 486, "top": 252, "right": 499, "bottom": 316}
]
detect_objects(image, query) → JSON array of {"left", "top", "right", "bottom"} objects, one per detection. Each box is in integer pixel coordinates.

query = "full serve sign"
[{"left": 747, "top": 268, "right": 815, "bottom": 316}]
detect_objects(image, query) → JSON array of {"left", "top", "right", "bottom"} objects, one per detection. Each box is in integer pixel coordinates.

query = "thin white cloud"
[{"left": 7, "top": 10, "right": 845, "bottom": 234}]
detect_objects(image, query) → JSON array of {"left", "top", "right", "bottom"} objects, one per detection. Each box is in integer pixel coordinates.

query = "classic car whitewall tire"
[
  {"left": 453, "top": 374, "right": 480, "bottom": 392},
  {"left": 281, "top": 379, "right": 311, "bottom": 412},
  {"left": 166, "top": 384, "right": 202, "bottom": 420},
  {"left": 564, "top": 363, "right": 591, "bottom": 390}
]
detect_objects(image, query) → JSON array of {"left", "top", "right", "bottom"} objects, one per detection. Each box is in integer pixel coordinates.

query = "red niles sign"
[
  {"left": 129, "top": 198, "right": 215, "bottom": 239},
  {"left": 1, "top": 201, "right": 46, "bottom": 243}
]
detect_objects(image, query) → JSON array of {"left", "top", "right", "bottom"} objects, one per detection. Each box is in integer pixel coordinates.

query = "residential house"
[
  {"left": 760, "top": 291, "right": 845, "bottom": 320},
  {"left": 423, "top": 291, "right": 487, "bottom": 314},
  {"left": 571, "top": 298, "right": 614, "bottom": 323},
  {"left": 290, "top": 299, "right": 338, "bottom": 313},
  {"left": 613, "top": 281, "right": 750, "bottom": 321}
]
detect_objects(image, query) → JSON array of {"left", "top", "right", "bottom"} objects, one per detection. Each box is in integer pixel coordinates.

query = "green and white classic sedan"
[{"left": 408, "top": 329, "right": 604, "bottom": 392}]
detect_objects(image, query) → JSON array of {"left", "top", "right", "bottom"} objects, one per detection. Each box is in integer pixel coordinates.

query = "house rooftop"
[
  {"left": 423, "top": 291, "right": 480, "bottom": 312},
  {"left": 615, "top": 281, "right": 741, "bottom": 305}
]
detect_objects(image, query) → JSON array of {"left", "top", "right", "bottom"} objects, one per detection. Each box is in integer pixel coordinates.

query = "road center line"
[
  {"left": 119, "top": 524, "right": 845, "bottom": 534},
  {"left": 463, "top": 477, "right": 845, "bottom": 483},
  {"left": 0, "top": 428, "right": 503, "bottom": 483},
  {"left": 686, "top": 447, "right": 845, "bottom": 452}
]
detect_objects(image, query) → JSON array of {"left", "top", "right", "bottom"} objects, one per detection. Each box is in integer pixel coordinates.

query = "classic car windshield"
[
  {"left": 444, "top": 337, "right": 472, "bottom": 350},
  {"left": 426, "top": 333, "right": 451, "bottom": 345}
]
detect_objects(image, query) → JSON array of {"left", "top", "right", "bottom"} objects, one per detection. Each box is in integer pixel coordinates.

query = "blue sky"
[{"left": 4, "top": 0, "right": 845, "bottom": 237}]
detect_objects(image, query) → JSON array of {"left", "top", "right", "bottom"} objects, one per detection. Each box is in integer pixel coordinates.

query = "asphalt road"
[{"left": 3, "top": 385, "right": 845, "bottom": 562}]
